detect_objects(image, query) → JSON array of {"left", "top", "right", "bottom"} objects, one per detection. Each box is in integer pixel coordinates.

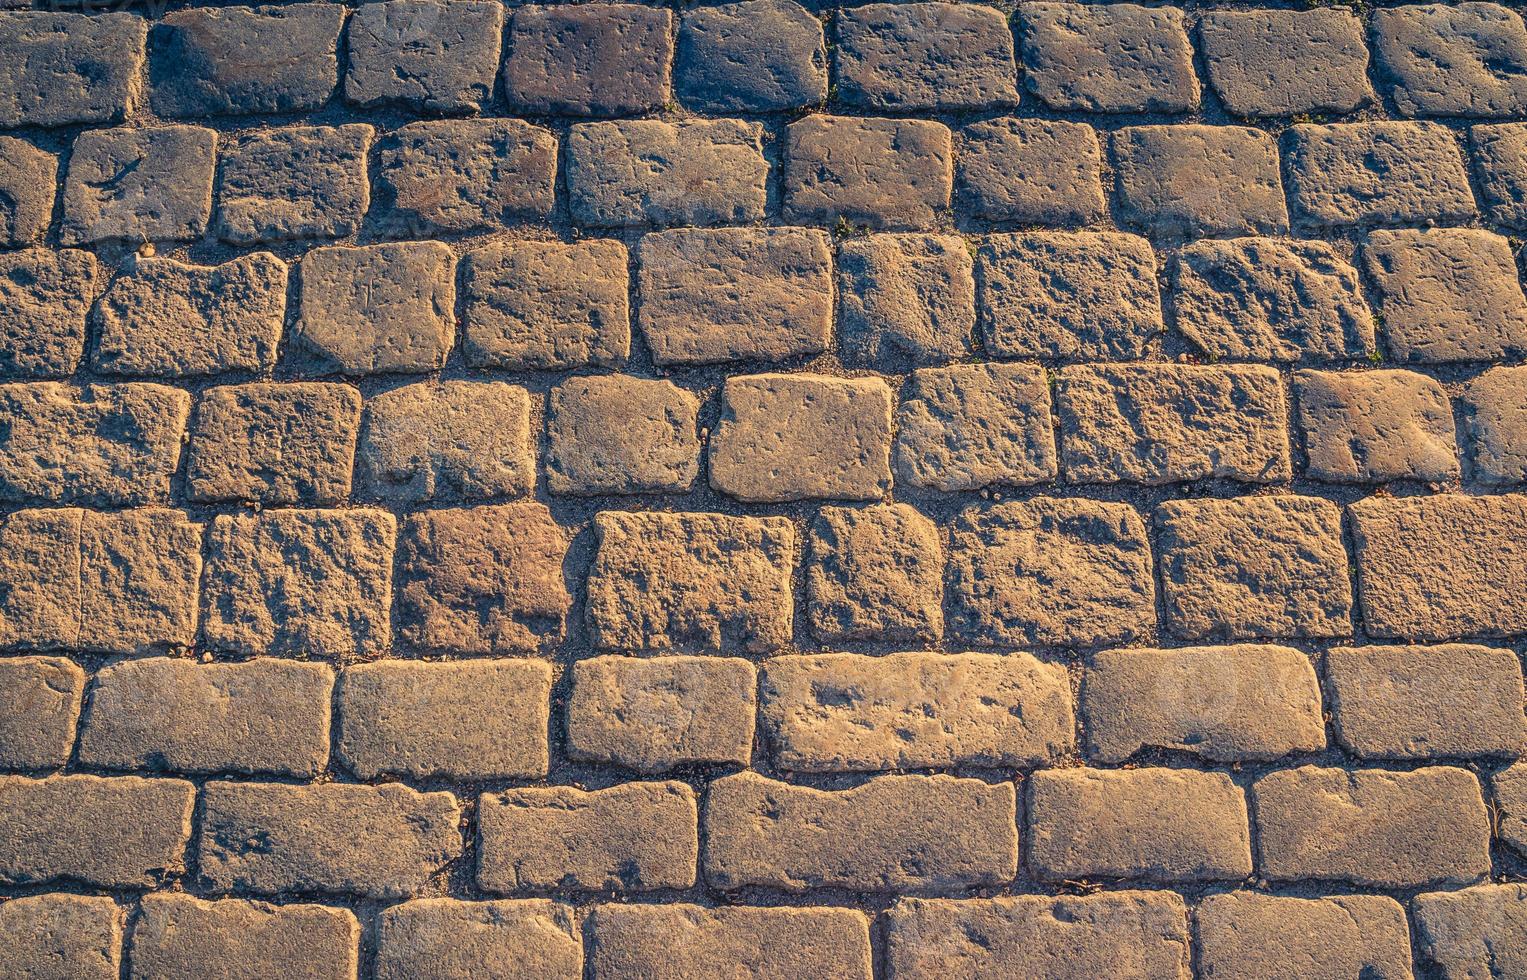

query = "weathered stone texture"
[
  {"left": 895, "top": 362, "right": 1056, "bottom": 492},
  {"left": 805, "top": 503, "right": 943, "bottom": 645},
  {"left": 1020, "top": 3, "right": 1197, "bottom": 114},
  {"left": 345, "top": 0, "right": 503, "bottom": 113},
  {"left": 545, "top": 375, "right": 700, "bottom": 495},
  {"left": 216, "top": 124, "right": 372, "bottom": 245},
  {"left": 1412, "top": 884, "right": 1527, "bottom": 980},
  {"left": 1464, "top": 365, "right": 1527, "bottom": 483},
  {"left": 1471, "top": 122, "right": 1527, "bottom": 227},
  {"left": 783, "top": 116, "right": 952, "bottom": 230},
  {"left": 1374, "top": 3, "right": 1527, "bottom": 117},
  {"left": 1111, "top": 125, "right": 1288, "bottom": 238},
  {"left": 61, "top": 125, "right": 216, "bottom": 246},
  {"left": 0, "top": 893, "right": 121, "bottom": 980},
  {"left": 1194, "top": 893, "right": 1412, "bottom": 980},
  {"left": 957, "top": 117, "right": 1106, "bottom": 225},
  {"left": 676, "top": 0, "right": 826, "bottom": 113},
  {"left": 836, "top": 3, "right": 1018, "bottom": 111},
  {"left": 1496, "top": 764, "right": 1527, "bottom": 855},
  {"left": 1294, "top": 369, "right": 1459, "bottom": 483},
  {"left": 1286, "top": 122, "right": 1477, "bottom": 227},
  {"left": 358, "top": 381, "right": 534, "bottom": 503},
  {"left": 0, "top": 249, "right": 98, "bottom": 379},
  {"left": 0, "top": 657, "right": 83, "bottom": 770},
  {"left": 503, "top": 4, "right": 672, "bottom": 117},
  {"left": 0, "top": 137, "right": 54, "bottom": 247},
  {"left": 128, "top": 894, "right": 359, "bottom": 980},
  {"left": 375, "top": 120, "right": 557, "bottom": 237},
  {"left": 376, "top": 899, "right": 582, "bottom": 980},
  {"left": 0, "top": 12, "right": 145, "bottom": 128},
  {"left": 1199, "top": 9, "right": 1372, "bottom": 117},
  {"left": 187, "top": 383, "right": 361, "bottom": 505},
  {"left": 838, "top": 233, "right": 976, "bottom": 369}
]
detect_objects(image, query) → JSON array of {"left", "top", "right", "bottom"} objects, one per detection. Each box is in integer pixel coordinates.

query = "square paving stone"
[
  {"left": 0, "top": 893, "right": 120, "bottom": 979},
  {"left": 783, "top": 116, "right": 952, "bottom": 231},
  {"left": 545, "top": 375, "right": 701, "bottom": 495},
  {"left": 0, "top": 249, "right": 98, "bottom": 378},
  {"left": 1374, "top": 2, "right": 1527, "bottom": 118},
  {"left": 216, "top": 125, "right": 372, "bottom": 245},
  {"left": 1198, "top": 8, "right": 1372, "bottom": 117},
  {"left": 0, "top": 137, "right": 55, "bottom": 247},
  {"left": 1111, "top": 125, "right": 1288, "bottom": 239},
  {"left": 1413, "top": 884, "right": 1527, "bottom": 979},
  {"left": 1020, "top": 2, "right": 1197, "bottom": 114},
  {"left": 837, "top": 233, "right": 975, "bottom": 369},
  {"left": 957, "top": 117, "right": 1106, "bottom": 225},
  {"left": 61, "top": 125, "right": 216, "bottom": 246},
  {"left": 344, "top": 0, "right": 503, "bottom": 113},
  {"left": 1294, "top": 369, "right": 1460, "bottom": 483},
  {"left": 1285, "top": 122, "right": 1477, "bottom": 228},
  {"left": 676, "top": 0, "right": 826, "bottom": 112},
  {"left": 503, "top": 4, "right": 672, "bottom": 117},
  {"left": 836, "top": 2, "right": 1019, "bottom": 111},
  {"left": 1462, "top": 365, "right": 1527, "bottom": 484},
  {"left": 0, "top": 11, "right": 145, "bottom": 128},
  {"left": 806, "top": 503, "right": 944, "bottom": 645},
  {"left": 894, "top": 362, "right": 1056, "bottom": 492}
]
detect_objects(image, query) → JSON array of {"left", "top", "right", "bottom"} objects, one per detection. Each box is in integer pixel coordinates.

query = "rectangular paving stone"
[
  {"left": 948, "top": 498, "right": 1155, "bottom": 649},
  {"left": 704, "top": 772, "right": 1017, "bottom": 893},
  {"left": 0, "top": 137, "right": 55, "bottom": 246},
  {"left": 567, "top": 655, "right": 756, "bottom": 774},
  {"left": 709, "top": 374, "right": 893, "bottom": 503},
  {"left": 0, "top": 657, "right": 83, "bottom": 770},
  {"left": 1020, "top": 2, "right": 1198, "bottom": 114},
  {"left": 836, "top": 232, "right": 977, "bottom": 369},
  {"left": 200, "top": 509, "right": 395, "bottom": 660},
  {"left": 129, "top": 894, "right": 358, "bottom": 980},
  {"left": 636, "top": 226, "right": 831, "bottom": 366},
  {"left": 479, "top": 782, "right": 697, "bottom": 893},
  {"left": 344, "top": 0, "right": 503, "bottom": 113},
  {"left": 1294, "top": 368, "right": 1459, "bottom": 483},
  {"left": 587, "top": 904, "right": 871, "bottom": 980},
  {"left": 957, "top": 117, "right": 1106, "bottom": 225},
  {"left": 1413, "top": 883, "right": 1527, "bottom": 980},
  {"left": 0, "top": 12, "right": 145, "bottom": 128},
  {"left": 836, "top": 3, "right": 1018, "bottom": 111},
  {"left": 1463, "top": 365, "right": 1527, "bottom": 483},
  {"left": 197, "top": 782, "right": 461, "bottom": 899},
  {"left": 1194, "top": 893, "right": 1412, "bottom": 980},
  {"left": 894, "top": 362, "right": 1056, "bottom": 492},
  {"left": 784, "top": 116, "right": 952, "bottom": 230},
  {"left": 1326, "top": 644, "right": 1526, "bottom": 759},
  {"left": 805, "top": 503, "right": 943, "bottom": 646},
  {"left": 357, "top": 381, "right": 534, "bottom": 504},
  {"left": 586, "top": 511, "right": 796, "bottom": 654},
  {"left": 0, "top": 509, "right": 78, "bottom": 650},
  {"left": 503, "top": 4, "right": 672, "bottom": 117},
  {"left": 977, "top": 232, "right": 1162, "bottom": 360},
  {"left": 1374, "top": 3, "right": 1527, "bottom": 118},
  {"left": 567, "top": 120, "right": 768, "bottom": 228},
  {"left": 186, "top": 383, "right": 361, "bottom": 505},
  {"left": 0, "top": 774, "right": 193, "bottom": 888},
  {"left": 1157, "top": 496, "right": 1352, "bottom": 642},
  {"left": 336, "top": 659, "right": 551, "bottom": 781},
  {"left": 675, "top": 0, "right": 827, "bottom": 113},
  {"left": 1083, "top": 645, "right": 1326, "bottom": 764},
  {"left": 761, "top": 651, "right": 1075, "bottom": 772},
  {"left": 884, "top": 892, "right": 1191, "bottom": 980},
  {"left": 1111, "top": 125, "right": 1288, "bottom": 238},
  {"left": 546, "top": 376, "right": 701, "bottom": 496},
  {"left": 376, "top": 899, "right": 582, "bottom": 980},
  {"left": 0, "top": 248, "right": 98, "bottom": 378},
  {"left": 1471, "top": 122, "right": 1527, "bottom": 228},
  {"left": 1199, "top": 8, "right": 1373, "bottom": 118},
  {"left": 61, "top": 125, "right": 216, "bottom": 245},
  {"left": 1058, "top": 364, "right": 1290, "bottom": 485},
  {"left": 397, "top": 503, "right": 570, "bottom": 654},
  {"left": 78, "top": 658, "right": 332, "bottom": 778},
  {"left": 1349, "top": 493, "right": 1527, "bottom": 640},
  {"left": 92, "top": 253, "right": 287, "bottom": 378},
  {"left": 1253, "top": 765, "right": 1491, "bottom": 888},
  {"left": 0, "top": 893, "right": 120, "bottom": 980},
  {"left": 149, "top": 3, "right": 343, "bottom": 118},
  {"left": 215, "top": 124, "right": 372, "bottom": 245},
  {"left": 1286, "top": 122, "right": 1477, "bottom": 227},
  {"left": 1026, "top": 768, "right": 1252, "bottom": 883}
]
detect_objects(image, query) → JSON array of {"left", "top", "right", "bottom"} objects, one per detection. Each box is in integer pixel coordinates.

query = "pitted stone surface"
[
  {"left": 358, "top": 381, "right": 534, "bottom": 503},
  {"left": 0, "top": 657, "right": 83, "bottom": 770},
  {"left": 836, "top": 3, "right": 1019, "bottom": 111},
  {"left": 676, "top": 0, "right": 826, "bottom": 113},
  {"left": 374, "top": 119, "right": 557, "bottom": 236},
  {"left": 805, "top": 503, "right": 944, "bottom": 645},
  {"left": 546, "top": 375, "right": 700, "bottom": 495},
  {"left": 588, "top": 904, "right": 872, "bottom": 979},
  {"left": 1199, "top": 9, "right": 1372, "bottom": 118},
  {"left": 1286, "top": 122, "right": 1477, "bottom": 227},
  {"left": 957, "top": 118, "right": 1106, "bottom": 225},
  {"left": 0, "top": 137, "right": 54, "bottom": 247},
  {"left": 1111, "top": 126, "right": 1288, "bottom": 239},
  {"left": 0, "top": 12, "right": 144, "bottom": 128},
  {"left": 1412, "top": 884, "right": 1527, "bottom": 980},
  {"left": 129, "top": 894, "right": 359, "bottom": 980},
  {"left": 838, "top": 233, "right": 976, "bottom": 369},
  {"left": 1294, "top": 369, "right": 1460, "bottom": 483},
  {"left": 375, "top": 899, "right": 582, "bottom": 980},
  {"left": 1471, "top": 122, "right": 1527, "bottom": 227},
  {"left": 503, "top": 4, "right": 673, "bottom": 117},
  {"left": 783, "top": 116, "right": 953, "bottom": 231},
  {"left": 215, "top": 124, "right": 372, "bottom": 245},
  {"left": 1020, "top": 3, "right": 1197, "bottom": 114},
  {"left": 344, "top": 0, "right": 504, "bottom": 113},
  {"left": 1194, "top": 893, "right": 1413, "bottom": 980},
  {"left": 0, "top": 893, "right": 121, "bottom": 980},
  {"left": 0, "top": 249, "right": 98, "bottom": 378},
  {"left": 1463, "top": 365, "right": 1527, "bottom": 483},
  {"left": 61, "top": 125, "right": 216, "bottom": 246},
  {"left": 894, "top": 362, "right": 1056, "bottom": 492},
  {"left": 1374, "top": 3, "right": 1527, "bottom": 118}
]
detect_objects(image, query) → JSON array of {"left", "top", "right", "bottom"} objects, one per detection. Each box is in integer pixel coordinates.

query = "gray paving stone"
[
  {"left": 839, "top": 233, "right": 975, "bottom": 369},
  {"left": 61, "top": 125, "right": 216, "bottom": 246},
  {"left": 1020, "top": 2, "right": 1197, "bottom": 114},
  {"left": 783, "top": 116, "right": 952, "bottom": 230},
  {"left": 1286, "top": 122, "right": 1477, "bottom": 228},
  {"left": 1471, "top": 122, "right": 1527, "bottom": 228},
  {"left": 376, "top": 899, "right": 582, "bottom": 980},
  {"left": 0, "top": 248, "right": 98, "bottom": 378},
  {"left": 1294, "top": 368, "right": 1459, "bottom": 483},
  {"left": 374, "top": 119, "right": 556, "bottom": 237},
  {"left": 895, "top": 362, "right": 1056, "bottom": 492},
  {"left": 1199, "top": 8, "right": 1372, "bottom": 117},
  {"left": 1111, "top": 125, "right": 1288, "bottom": 239},
  {"left": 129, "top": 894, "right": 358, "bottom": 980},
  {"left": 0, "top": 656, "right": 83, "bottom": 770},
  {"left": 1195, "top": 893, "right": 1412, "bottom": 980},
  {"left": 836, "top": 3, "right": 1018, "bottom": 111},
  {"left": 0, "top": 893, "right": 120, "bottom": 980},
  {"left": 0, "top": 137, "right": 54, "bottom": 246},
  {"left": 1463, "top": 365, "right": 1527, "bottom": 484},
  {"left": 186, "top": 382, "right": 359, "bottom": 506},
  {"left": 1412, "top": 883, "right": 1527, "bottom": 980},
  {"left": 344, "top": 0, "right": 503, "bottom": 113},
  {"left": 0, "top": 12, "right": 145, "bottom": 128},
  {"left": 546, "top": 375, "right": 701, "bottom": 495},
  {"left": 957, "top": 117, "right": 1106, "bottom": 225},
  {"left": 805, "top": 503, "right": 943, "bottom": 645},
  {"left": 216, "top": 124, "right": 372, "bottom": 245},
  {"left": 503, "top": 4, "right": 672, "bottom": 117},
  {"left": 676, "top": 0, "right": 826, "bottom": 113},
  {"left": 1374, "top": 3, "right": 1527, "bottom": 117}
]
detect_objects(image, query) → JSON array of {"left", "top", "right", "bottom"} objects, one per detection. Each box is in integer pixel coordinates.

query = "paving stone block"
[
  {"left": 567, "top": 120, "right": 768, "bottom": 228},
  {"left": 1199, "top": 8, "right": 1372, "bottom": 118},
  {"left": 1020, "top": 2, "right": 1197, "bottom": 114},
  {"left": 1471, "top": 122, "right": 1527, "bottom": 228},
  {"left": 567, "top": 656, "right": 756, "bottom": 773},
  {"left": 1498, "top": 763, "right": 1527, "bottom": 855},
  {"left": 149, "top": 3, "right": 343, "bottom": 118},
  {"left": 92, "top": 252, "right": 287, "bottom": 378},
  {"left": 948, "top": 498, "right": 1155, "bottom": 648},
  {"left": 546, "top": 375, "right": 700, "bottom": 495},
  {"left": 1286, "top": 122, "right": 1477, "bottom": 228},
  {"left": 1083, "top": 645, "right": 1326, "bottom": 764},
  {"left": 1327, "top": 644, "right": 1525, "bottom": 759},
  {"left": 187, "top": 383, "right": 361, "bottom": 505},
  {"left": 61, "top": 125, "right": 216, "bottom": 246},
  {"left": 636, "top": 226, "right": 831, "bottom": 366},
  {"left": 710, "top": 373, "right": 893, "bottom": 503},
  {"left": 0, "top": 248, "right": 97, "bottom": 378},
  {"left": 0, "top": 657, "right": 83, "bottom": 770},
  {"left": 294, "top": 242, "right": 456, "bottom": 376},
  {"left": 130, "top": 895, "right": 357, "bottom": 980},
  {"left": 1111, "top": 125, "right": 1288, "bottom": 239},
  {"left": 374, "top": 120, "right": 558, "bottom": 237},
  {"left": 1027, "top": 768, "right": 1252, "bottom": 883},
  {"left": 337, "top": 659, "right": 551, "bottom": 781},
  {"left": 0, "top": 12, "right": 145, "bottom": 128},
  {"left": 357, "top": 381, "right": 534, "bottom": 504},
  {"left": 397, "top": 503, "right": 570, "bottom": 654},
  {"left": 587, "top": 904, "right": 872, "bottom": 980},
  {"left": 762, "top": 651, "right": 1075, "bottom": 772},
  {"left": 1294, "top": 368, "right": 1459, "bottom": 483},
  {"left": 675, "top": 0, "right": 826, "bottom": 112},
  {"left": 704, "top": 772, "right": 1017, "bottom": 893},
  {"left": 197, "top": 782, "right": 461, "bottom": 899},
  {"left": 977, "top": 232, "right": 1162, "bottom": 360},
  {"left": 1412, "top": 883, "right": 1527, "bottom": 980},
  {"left": 1375, "top": 3, "right": 1527, "bottom": 117},
  {"left": 895, "top": 362, "right": 1056, "bottom": 492},
  {"left": 1170, "top": 238, "right": 1374, "bottom": 363},
  {"left": 1057, "top": 364, "right": 1290, "bottom": 485},
  {"left": 345, "top": 0, "right": 503, "bottom": 113},
  {"left": 1349, "top": 493, "right": 1527, "bottom": 640},
  {"left": 0, "top": 137, "right": 54, "bottom": 246},
  {"left": 806, "top": 503, "right": 943, "bottom": 645},
  {"left": 884, "top": 892, "right": 1190, "bottom": 980},
  {"left": 463, "top": 238, "right": 628, "bottom": 370},
  {"left": 783, "top": 116, "right": 952, "bottom": 230},
  {"left": 0, "top": 509, "right": 78, "bottom": 650},
  {"left": 503, "top": 4, "right": 672, "bottom": 117},
  {"left": 1194, "top": 893, "right": 1412, "bottom": 980},
  {"left": 216, "top": 125, "right": 372, "bottom": 245},
  {"left": 1254, "top": 765, "right": 1491, "bottom": 888},
  {"left": 0, "top": 774, "right": 192, "bottom": 888},
  {"left": 201, "top": 509, "right": 395, "bottom": 660},
  {"left": 80, "top": 658, "right": 330, "bottom": 778},
  {"left": 0, "top": 893, "right": 120, "bottom": 980},
  {"left": 956, "top": 117, "right": 1105, "bottom": 225},
  {"left": 376, "top": 898, "right": 582, "bottom": 980},
  {"left": 479, "top": 782, "right": 697, "bottom": 893},
  {"left": 1463, "top": 365, "right": 1527, "bottom": 483},
  {"left": 1156, "top": 496, "right": 1352, "bottom": 641},
  {"left": 1363, "top": 228, "right": 1527, "bottom": 363},
  {"left": 585, "top": 511, "right": 796, "bottom": 654},
  {"left": 836, "top": 3, "right": 1018, "bottom": 111},
  {"left": 0, "top": 383, "right": 189, "bottom": 506}
]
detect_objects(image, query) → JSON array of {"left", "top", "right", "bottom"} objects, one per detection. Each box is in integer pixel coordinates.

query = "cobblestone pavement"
[{"left": 1, "top": 0, "right": 1527, "bottom": 976}]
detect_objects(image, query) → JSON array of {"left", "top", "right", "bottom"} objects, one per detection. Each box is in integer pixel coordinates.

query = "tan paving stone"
[
  {"left": 783, "top": 116, "right": 952, "bottom": 230},
  {"left": 376, "top": 899, "right": 582, "bottom": 980},
  {"left": 1194, "top": 893, "right": 1412, "bottom": 980},
  {"left": 1412, "top": 883, "right": 1527, "bottom": 980},
  {"left": 895, "top": 362, "right": 1056, "bottom": 492},
  {"left": 1294, "top": 369, "right": 1459, "bottom": 483},
  {"left": 546, "top": 376, "right": 700, "bottom": 495},
  {"left": 805, "top": 503, "right": 943, "bottom": 645},
  {"left": 128, "top": 894, "right": 358, "bottom": 980},
  {"left": 0, "top": 657, "right": 83, "bottom": 770},
  {"left": 0, "top": 893, "right": 120, "bottom": 980},
  {"left": 837, "top": 233, "right": 976, "bottom": 369}
]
